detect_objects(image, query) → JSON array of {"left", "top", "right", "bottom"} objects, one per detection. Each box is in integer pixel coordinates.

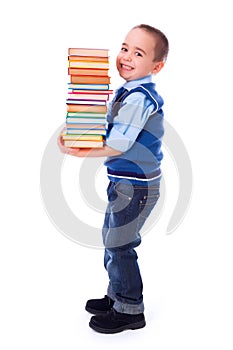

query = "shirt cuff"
[{"left": 105, "top": 127, "right": 134, "bottom": 152}]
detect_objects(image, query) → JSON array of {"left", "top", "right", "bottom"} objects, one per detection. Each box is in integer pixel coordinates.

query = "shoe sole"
[{"left": 89, "top": 320, "right": 146, "bottom": 334}]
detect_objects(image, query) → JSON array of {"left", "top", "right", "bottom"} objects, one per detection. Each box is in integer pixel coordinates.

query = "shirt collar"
[{"left": 122, "top": 75, "right": 153, "bottom": 91}]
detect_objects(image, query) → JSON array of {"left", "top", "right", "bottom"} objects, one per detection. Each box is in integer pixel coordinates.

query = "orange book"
[
  {"left": 67, "top": 104, "right": 107, "bottom": 113},
  {"left": 68, "top": 68, "right": 109, "bottom": 77},
  {"left": 68, "top": 55, "right": 109, "bottom": 63},
  {"left": 70, "top": 75, "right": 111, "bottom": 85},
  {"left": 68, "top": 48, "right": 109, "bottom": 57}
]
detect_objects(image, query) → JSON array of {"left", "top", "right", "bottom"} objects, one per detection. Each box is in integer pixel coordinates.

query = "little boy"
[{"left": 58, "top": 24, "right": 169, "bottom": 333}]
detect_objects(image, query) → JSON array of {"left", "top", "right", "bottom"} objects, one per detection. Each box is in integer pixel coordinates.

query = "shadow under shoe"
[{"left": 85, "top": 295, "right": 114, "bottom": 314}]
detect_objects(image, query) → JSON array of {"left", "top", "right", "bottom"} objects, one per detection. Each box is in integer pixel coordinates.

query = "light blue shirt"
[{"left": 106, "top": 75, "right": 156, "bottom": 152}]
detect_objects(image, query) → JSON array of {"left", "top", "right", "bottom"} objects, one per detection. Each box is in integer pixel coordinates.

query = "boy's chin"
[
  {"left": 118, "top": 70, "right": 147, "bottom": 82},
  {"left": 119, "top": 72, "right": 134, "bottom": 81}
]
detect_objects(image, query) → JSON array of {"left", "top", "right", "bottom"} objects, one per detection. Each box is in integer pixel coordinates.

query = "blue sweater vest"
[{"left": 104, "top": 82, "right": 164, "bottom": 185}]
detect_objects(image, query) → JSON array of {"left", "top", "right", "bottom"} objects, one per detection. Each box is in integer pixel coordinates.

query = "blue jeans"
[{"left": 102, "top": 181, "right": 160, "bottom": 314}]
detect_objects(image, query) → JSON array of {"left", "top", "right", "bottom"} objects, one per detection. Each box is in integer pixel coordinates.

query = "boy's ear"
[{"left": 152, "top": 61, "right": 165, "bottom": 74}]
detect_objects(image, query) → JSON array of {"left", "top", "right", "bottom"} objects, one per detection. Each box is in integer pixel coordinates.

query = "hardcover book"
[
  {"left": 66, "top": 123, "right": 106, "bottom": 129},
  {"left": 68, "top": 68, "right": 109, "bottom": 77},
  {"left": 67, "top": 92, "right": 112, "bottom": 101},
  {"left": 66, "top": 104, "right": 107, "bottom": 113},
  {"left": 66, "top": 112, "right": 106, "bottom": 118},
  {"left": 66, "top": 118, "right": 106, "bottom": 124},
  {"left": 68, "top": 55, "right": 109, "bottom": 63},
  {"left": 62, "top": 133, "right": 103, "bottom": 141},
  {"left": 70, "top": 75, "right": 110, "bottom": 84},
  {"left": 68, "top": 48, "right": 109, "bottom": 57},
  {"left": 69, "top": 61, "right": 109, "bottom": 69},
  {"left": 68, "top": 83, "right": 110, "bottom": 90},
  {"left": 66, "top": 129, "right": 106, "bottom": 135},
  {"left": 64, "top": 140, "right": 104, "bottom": 148},
  {"left": 66, "top": 99, "right": 106, "bottom": 105}
]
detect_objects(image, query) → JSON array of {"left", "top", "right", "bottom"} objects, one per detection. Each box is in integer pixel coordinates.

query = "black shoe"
[
  {"left": 85, "top": 295, "right": 114, "bottom": 314},
  {"left": 89, "top": 309, "right": 146, "bottom": 334}
]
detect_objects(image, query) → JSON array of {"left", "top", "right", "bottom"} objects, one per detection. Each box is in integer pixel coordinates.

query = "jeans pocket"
[
  {"left": 114, "top": 182, "right": 134, "bottom": 201},
  {"left": 107, "top": 182, "right": 134, "bottom": 214}
]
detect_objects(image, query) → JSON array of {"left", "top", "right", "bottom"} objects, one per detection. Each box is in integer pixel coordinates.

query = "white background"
[{"left": 1, "top": 0, "right": 233, "bottom": 348}]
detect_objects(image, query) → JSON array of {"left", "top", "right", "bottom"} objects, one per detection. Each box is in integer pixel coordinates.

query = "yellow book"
[
  {"left": 69, "top": 61, "right": 109, "bottom": 69},
  {"left": 62, "top": 133, "right": 103, "bottom": 141}
]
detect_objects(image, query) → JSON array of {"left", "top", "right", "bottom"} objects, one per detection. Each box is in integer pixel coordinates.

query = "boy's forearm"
[
  {"left": 64, "top": 144, "right": 122, "bottom": 158},
  {"left": 58, "top": 132, "right": 122, "bottom": 157}
]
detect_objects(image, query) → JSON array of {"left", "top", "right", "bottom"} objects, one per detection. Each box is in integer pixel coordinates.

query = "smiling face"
[{"left": 116, "top": 27, "right": 164, "bottom": 82}]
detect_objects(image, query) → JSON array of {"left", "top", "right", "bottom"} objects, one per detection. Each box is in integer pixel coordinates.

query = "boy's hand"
[
  {"left": 57, "top": 128, "right": 122, "bottom": 158},
  {"left": 57, "top": 130, "right": 95, "bottom": 157},
  {"left": 57, "top": 131, "right": 81, "bottom": 156}
]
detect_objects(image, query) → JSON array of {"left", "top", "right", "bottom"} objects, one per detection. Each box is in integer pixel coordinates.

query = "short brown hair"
[{"left": 133, "top": 24, "right": 169, "bottom": 62}]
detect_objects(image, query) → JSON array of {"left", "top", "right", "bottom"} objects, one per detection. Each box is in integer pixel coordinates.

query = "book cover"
[
  {"left": 67, "top": 104, "right": 107, "bottom": 113},
  {"left": 66, "top": 117, "right": 106, "bottom": 124},
  {"left": 67, "top": 92, "right": 112, "bottom": 102},
  {"left": 70, "top": 75, "right": 110, "bottom": 84},
  {"left": 68, "top": 56, "right": 109, "bottom": 63},
  {"left": 68, "top": 83, "right": 110, "bottom": 90},
  {"left": 66, "top": 112, "right": 106, "bottom": 118},
  {"left": 68, "top": 68, "right": 109, "bottom": 77},
  {"left": 66, "top": 128, "right": 106, "bottom": 135},
  {"left": 68, "top": 48, "right": 109, "bottom": 57},
  {"left": 69, "top": 61, "right": 109, "bottom": 69},
  {"left": 66, "top": 123, "right": 105, "bottom": 129},
  {"left": 66, "top": 99, "right": 106, "bottom": 105},
  {"left": 64, "top": 140, "right": 104, "bottom": 148},
  {"left": 68, "top": 89, "right": 113, "bottom": 95},
  {"left": 62, "top": 133, "right": 103, "bottom": 141}
]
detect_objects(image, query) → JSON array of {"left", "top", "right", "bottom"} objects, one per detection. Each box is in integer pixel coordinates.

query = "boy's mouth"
[{"left": 120, "top": 63, "right": 134, "bottom": 71}]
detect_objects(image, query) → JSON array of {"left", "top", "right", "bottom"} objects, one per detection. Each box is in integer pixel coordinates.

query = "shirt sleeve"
[{"left": 105, "top": 92, "right": 155, "bottom": 152}]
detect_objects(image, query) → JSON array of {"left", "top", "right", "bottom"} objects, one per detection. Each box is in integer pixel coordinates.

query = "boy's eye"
[
  {"left": 121, "top": 47, "right": 127, "bottom": 52},
  {"left": 135, "top": 52, "right": 143, "bottom": 57}
]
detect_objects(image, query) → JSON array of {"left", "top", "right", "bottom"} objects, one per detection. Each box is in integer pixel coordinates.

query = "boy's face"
[{"left": 116, "top": 28, "right": 164, "bottom": 82}]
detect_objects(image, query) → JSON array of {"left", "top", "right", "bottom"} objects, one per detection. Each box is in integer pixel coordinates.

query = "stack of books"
[{"left": 62, "top": 48, "right": 113, "bottom": 148}]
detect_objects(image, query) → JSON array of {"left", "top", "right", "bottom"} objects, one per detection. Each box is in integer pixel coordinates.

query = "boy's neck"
[{"left": 122, "top": 75, "right": 153, "bottom": 89}]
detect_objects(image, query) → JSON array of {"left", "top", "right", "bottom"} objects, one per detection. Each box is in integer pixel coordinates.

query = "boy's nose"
[{"left": 124, "top": 52, "right": 132, "bottom": 61}]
